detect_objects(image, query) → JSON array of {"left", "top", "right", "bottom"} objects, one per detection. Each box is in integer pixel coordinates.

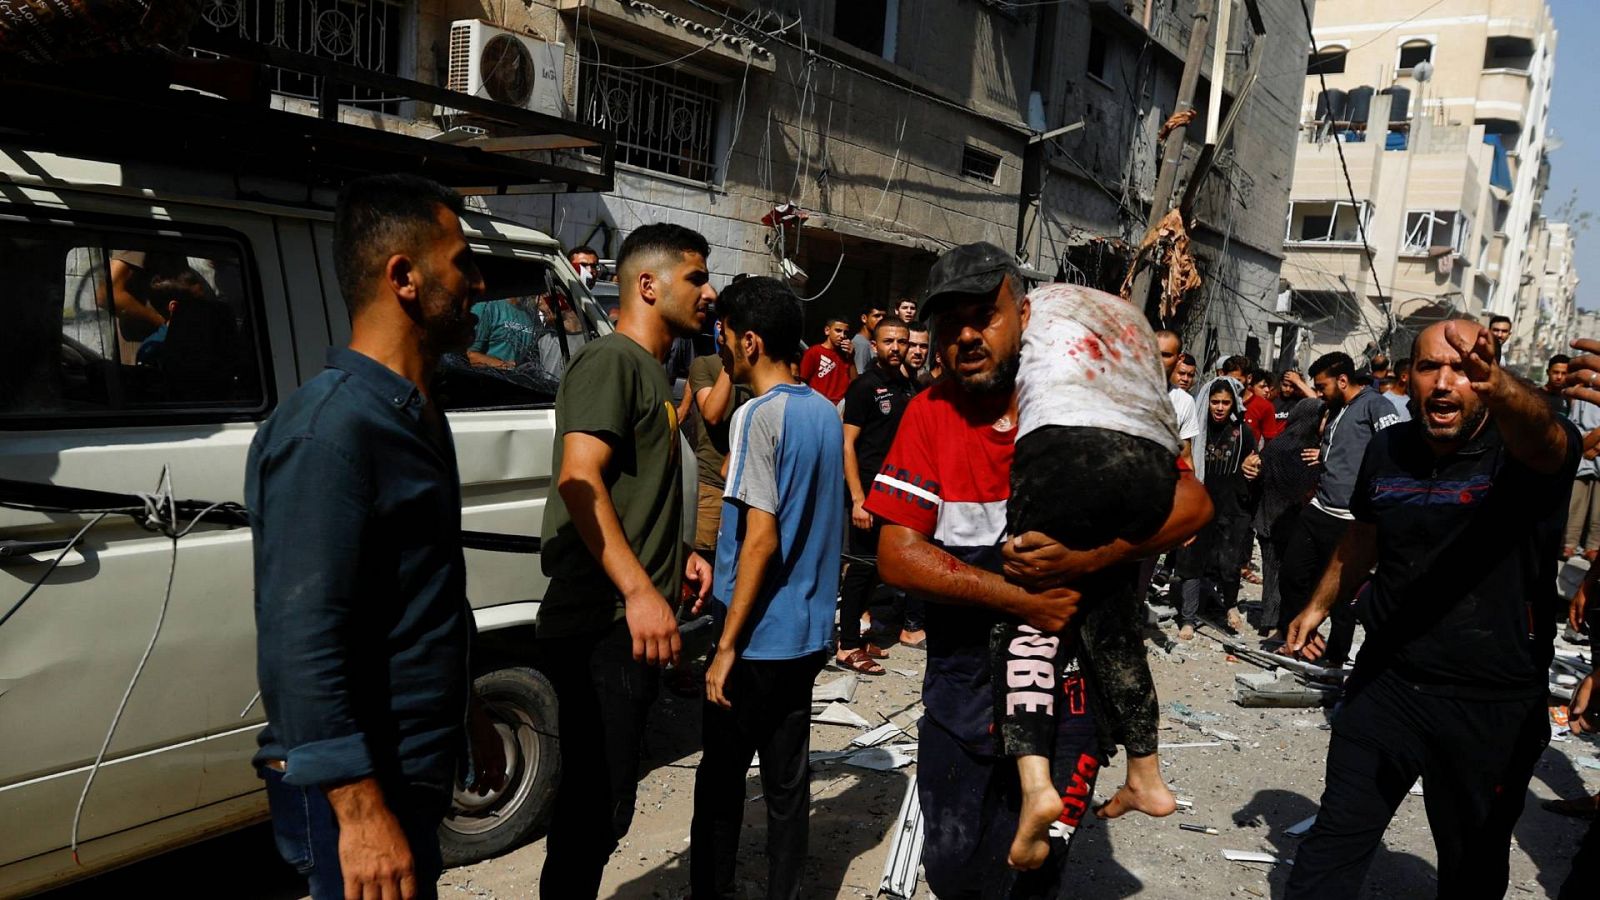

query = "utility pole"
[{"left": 1130, "top": 0, "right": 1216, "bottom": 312}]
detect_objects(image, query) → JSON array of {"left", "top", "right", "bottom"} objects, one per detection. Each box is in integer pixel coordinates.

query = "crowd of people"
[{"left": 245, "top": 174, "right": 1596, "bottom": 900}]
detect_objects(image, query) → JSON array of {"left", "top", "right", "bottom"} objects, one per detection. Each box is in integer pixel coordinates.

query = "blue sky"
[{"left": 1546, "top": 0, "right": 1596, "bottom": 307}]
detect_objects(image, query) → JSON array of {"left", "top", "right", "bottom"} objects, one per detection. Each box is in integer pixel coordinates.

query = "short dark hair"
[
  {"left": 1221, "top": 355, "right": 1252, "bottom": 375},
  {"left": 1370, "top": 353, "right": 1390, "bottom": 371},
  {"left": 1309, "top": 351, "right": 1355, "bottom": 380},
  {"left": 824, "top": 316, "right": 850, "bottom": 330},
  {"left": 569, "top": 245, "right": 599, "bottom": 259},
  {"left": 874, "top": 318, "right": 910, "bottom": 338},
  {"left": 616, "top": 223, "right": 709, "bottom": 274},
  {"left": 1393, "top": 357, "right": 1412, "bottom": 374},
  {"left": 1249, "top": 368, "right": 1272, "bottom": 386},
  {"left": 907, "top": 320, "right": 929, "bottom": 335},
  {"left": 1179, "top": 353, "right": 1197, "bottom": 367},
  {"left": 333, "top": 174, "right": 465, "bottom": 313},
  {"left": 1490, "top": 315, "right": 1512, "bottom": 327},
  {"left": 1550, "top": 353, "right": 1572, "bottom": 368},
  {"left": 718, "top": 276, "right": 803, "bottom": 364},
  {"left": 1154, "top": 328, "right": 1181, "bottom": 346},
  {"left": 858, "top": 302, "right": 885, "bottom": 320}
]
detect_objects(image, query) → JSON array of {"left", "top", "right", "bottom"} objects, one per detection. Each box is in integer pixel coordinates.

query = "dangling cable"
[{"left": 69, "top": 466, "right": 231, "bottom": 864}]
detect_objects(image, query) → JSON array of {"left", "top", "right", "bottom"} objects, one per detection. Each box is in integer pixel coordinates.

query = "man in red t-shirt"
[
  {"left": 865, "top": 242, "right": 1212, "bottom": 898},
  {"left": 798, "top": 317, "right": 854, "bottom": 403}
]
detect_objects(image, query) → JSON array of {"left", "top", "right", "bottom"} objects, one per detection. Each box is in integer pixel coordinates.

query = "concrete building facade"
[
  {"left": 1282, "top": 0, "right": 1562, "bottom": 364},
  {"left": 196, "top": 0, "right": 1314, "bottom": 349}
]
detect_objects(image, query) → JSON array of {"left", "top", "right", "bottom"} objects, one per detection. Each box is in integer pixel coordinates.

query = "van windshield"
[{"left": 434, "top": 253, "right": 602, "bottom": 411}]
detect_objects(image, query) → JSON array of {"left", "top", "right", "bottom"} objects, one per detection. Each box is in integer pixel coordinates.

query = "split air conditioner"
[{"left": 443, "top": 20, "right": 566, "bottom": 119}]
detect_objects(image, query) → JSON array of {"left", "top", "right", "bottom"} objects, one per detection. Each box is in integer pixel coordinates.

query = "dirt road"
[{"left": 43, "top": 580, "right": 1598, "bottom": 898}]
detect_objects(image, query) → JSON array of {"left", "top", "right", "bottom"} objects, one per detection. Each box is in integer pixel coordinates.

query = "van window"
[
  {"left": 435, "top": 254, "right": 602, "bottom": 411},
  {"left": 0, "top": 221, "right": 267, "bottom": 426}
]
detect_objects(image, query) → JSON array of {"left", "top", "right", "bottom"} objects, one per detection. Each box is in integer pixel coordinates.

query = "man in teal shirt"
[{"left": 466, "top": 295, "right": 540, "bottom": 368}]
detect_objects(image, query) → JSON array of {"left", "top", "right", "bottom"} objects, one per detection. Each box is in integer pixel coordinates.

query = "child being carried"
[{"left": 1001, "top": 282, "right": 1184, "bottom": 870}]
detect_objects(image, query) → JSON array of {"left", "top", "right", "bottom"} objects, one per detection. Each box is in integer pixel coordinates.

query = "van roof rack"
[{"left": 0, "top": 33, "right": 615, "bottom": 197}]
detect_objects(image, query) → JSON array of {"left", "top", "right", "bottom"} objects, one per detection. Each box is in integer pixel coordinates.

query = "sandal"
[
  {"left": 863, "top": 643, "right": 890, "bottom": 660},
  {"left": 1542, "top": 796, "right": 1600, "bottom": 819},
  {"left": 836, "top": 648, "right": 886, "bottom": 675}
]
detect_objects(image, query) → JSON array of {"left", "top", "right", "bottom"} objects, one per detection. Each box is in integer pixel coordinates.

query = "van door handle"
[{"left": 0, "top": 539, "right": 75, "bottom": 564}]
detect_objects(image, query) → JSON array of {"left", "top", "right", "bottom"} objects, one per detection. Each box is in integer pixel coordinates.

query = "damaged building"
[{"left": 194, "top": 0, "right": 1316, "bottom": 355}]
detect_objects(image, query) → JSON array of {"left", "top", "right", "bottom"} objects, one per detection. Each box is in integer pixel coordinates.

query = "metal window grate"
[
  {"left": 961, "top": 146, "right": 1002, "bottom": 183},
  {"left": 579, "top": 45, "right": 719, "bottom": 183},
  {"left": 198, "top": 0, "right": 409, "bottom": 112}
]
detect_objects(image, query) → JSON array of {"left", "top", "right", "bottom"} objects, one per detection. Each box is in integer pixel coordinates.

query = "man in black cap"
[{"left": 867, "top": 242, "right": 1212, "bottom": 897}]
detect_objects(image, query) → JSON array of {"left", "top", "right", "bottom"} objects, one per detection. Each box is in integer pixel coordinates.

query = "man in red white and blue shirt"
[{"left": 866, "top": 242, "right": 1212, "bottom": 898}]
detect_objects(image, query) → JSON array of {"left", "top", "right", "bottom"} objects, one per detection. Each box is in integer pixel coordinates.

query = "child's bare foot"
[
  {"left": 1008, "top": 785, "right": 1063, "bottom": 870},
  {"left": 1094, "top": 779, "right": 1178, "bottom": 819}
]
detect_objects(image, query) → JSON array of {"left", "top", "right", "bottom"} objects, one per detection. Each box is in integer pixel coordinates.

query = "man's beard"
[
  {"left": 1417, "top": 399, "right": 1488, "bottom": 444},
  {"left": 955, "top": 349, "right": 1020, "bottom": 396},
  {"left": 419, "top": 278, "right": 476, "bottom": 355}
]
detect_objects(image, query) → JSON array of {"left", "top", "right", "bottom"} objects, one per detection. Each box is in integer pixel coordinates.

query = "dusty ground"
[{"left": 43, "top": 574, "right": 1599, "bottom": 899}]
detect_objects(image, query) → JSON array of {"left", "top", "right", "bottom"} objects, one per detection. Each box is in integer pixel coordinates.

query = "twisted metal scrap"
[
  {"left": 1158, "top": 107, "right": 1198, "bottom": 141},
  {"left": 1119, "top": 208, "right": 1203, "bottom": 320}
]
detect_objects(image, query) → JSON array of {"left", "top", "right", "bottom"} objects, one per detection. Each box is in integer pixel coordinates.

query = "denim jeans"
[{"left": 261, "top": 767, "right": 447, "bottom": 900}]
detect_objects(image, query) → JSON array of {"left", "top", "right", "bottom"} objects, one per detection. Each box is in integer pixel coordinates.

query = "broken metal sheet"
[
  {"left": 879, "top": 774, "right": 925, "bottom": 899},
  {"left": 850, "top": 721, "right": 908, "bottom": 748},
  {"left": 812, "top": 702, "right": 872, "bottom": 728},
  {"left": 812, "top": 674, "right": 858, "bottom": 704},
  {"left": 844, "top": 745, "right": 917, "bottom": 771},
  {"left": 1285, "top": 814, "right": 1317, "bottom": 836},
  {"left": 1223, "top": 849, "right": 1292, "bottom": 865}
]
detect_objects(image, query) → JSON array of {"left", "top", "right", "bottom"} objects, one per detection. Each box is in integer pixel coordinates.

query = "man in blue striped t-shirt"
[{"left": 690, "top": 276, "right": 844, "bottom": 900}]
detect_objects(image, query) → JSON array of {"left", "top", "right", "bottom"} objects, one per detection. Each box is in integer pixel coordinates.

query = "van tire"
[{"left": 439, "top": 666, "right": 561, "bottom": 866}]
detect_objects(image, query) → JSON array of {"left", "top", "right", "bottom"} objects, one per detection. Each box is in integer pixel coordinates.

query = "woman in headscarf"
[
  {"left": 1254, "top": 396, "right": 1326, "bottom": 642},
  {"left": 1172, "top": 377, "right": 1260, "bottom": 639}
]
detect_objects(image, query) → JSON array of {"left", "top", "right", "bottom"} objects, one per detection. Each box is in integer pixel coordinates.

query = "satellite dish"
[
  {"left": 479, "top": 34, "right": 535, "bottom": 106},
  {"left": 1412, "top": 60, "right": 1434, "bottom": 83}
]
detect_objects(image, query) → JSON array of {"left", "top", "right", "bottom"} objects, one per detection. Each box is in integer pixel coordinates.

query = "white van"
[{"left": 0, "top": 146, "right": 605, "bottom": 896}]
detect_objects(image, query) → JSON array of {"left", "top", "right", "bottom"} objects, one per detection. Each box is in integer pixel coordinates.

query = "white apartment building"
[{"left": 1282, "top": 0, "right": 1559, "bottom": 362}]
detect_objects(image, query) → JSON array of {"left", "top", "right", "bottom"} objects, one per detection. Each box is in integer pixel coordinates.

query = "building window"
[
  {"left": 1286, "top": 200, "right": 1372, "bottom": 245},
  {"left": 1402, "top": 210, "right": 1470, "bottom": 255},
  {"left": 198, "top": 0, "right": 411, "bottom": 113},
  {"left": 1307, "top": 47, "right": 1347, "bottom": 75},
  {"left": 961, "top": 146, "right": 1002, "bottom": 183},
  {"left": 578, "top": 44, "right": 720, "bottom": 183},
  {"left": 1397, "top": 40, "right": 1433, "bottom": 73},
  {"left": 1087, "top": 29, "right": 1110, "bottom": 82},
  {"left": 834, "top": 0, "right": 899, "bottom": 61}
]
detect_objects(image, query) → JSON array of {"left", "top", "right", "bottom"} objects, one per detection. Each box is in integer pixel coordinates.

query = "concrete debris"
[
  {"left": 813, "top": 674, "right": 859, "bottom": 703},
  {"left": 1576, "top": 757, "right": 1600, "bottom": 771},
  {"left": 850, "top": 721, "right": 909, "bottom": 748},
  {"left": 812, "top": 702, "right": 872, "bottom": 728},
  {"left": 1409, "top": 779, "right": 1425, "bottom": 796},
  {"left": 843, "top": 745, "right": 917, "bottom": 771},
  {"left": 1168, "top": 700, "right": 1223, "bottom": 724},
  {"left": 1162, "top": 741, "right": 1225, "bottom": 749},
  {"left": 1222, "top": 849, "right": 1292, "bottom": 865}
]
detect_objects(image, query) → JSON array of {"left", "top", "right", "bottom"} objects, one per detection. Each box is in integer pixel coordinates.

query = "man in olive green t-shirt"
[
  {"left": 536, "top": 223, "right": 717, "bottom": 899},
  {"left": 685, "top": 345, "right": 750, "bottom": 554}
]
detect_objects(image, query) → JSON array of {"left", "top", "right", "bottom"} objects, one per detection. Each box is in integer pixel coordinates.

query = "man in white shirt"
[{"left": 1157, "top": 330, "right": 1201, "bottom": 464}]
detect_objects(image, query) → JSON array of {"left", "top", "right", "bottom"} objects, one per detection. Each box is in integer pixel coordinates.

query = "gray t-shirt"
[{"left": 851, "top": 333, "right": 873, "bottom": 374}]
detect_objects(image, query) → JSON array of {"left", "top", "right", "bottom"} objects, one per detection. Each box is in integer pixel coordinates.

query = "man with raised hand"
[{"left": 1285, "top": 321, "right": 1577, "bottom": 899}]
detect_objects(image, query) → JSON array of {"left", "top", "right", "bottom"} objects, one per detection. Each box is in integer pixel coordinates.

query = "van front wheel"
[{"left": 438, "top": 666, "right": 561, "bottom": 866}]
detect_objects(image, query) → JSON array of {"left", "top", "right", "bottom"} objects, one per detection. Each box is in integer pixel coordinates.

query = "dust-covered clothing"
[
  {"left": 1002, "top": 284, "right": 1178, "bottom": 765},
  {"left": 1014, "top": 283, "right": 1179, "bottom": 454}
]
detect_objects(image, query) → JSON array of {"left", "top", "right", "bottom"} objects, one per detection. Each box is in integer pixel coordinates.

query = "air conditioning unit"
[{"left": 444, "top": 20, "right": 566, "bottom": 119}]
